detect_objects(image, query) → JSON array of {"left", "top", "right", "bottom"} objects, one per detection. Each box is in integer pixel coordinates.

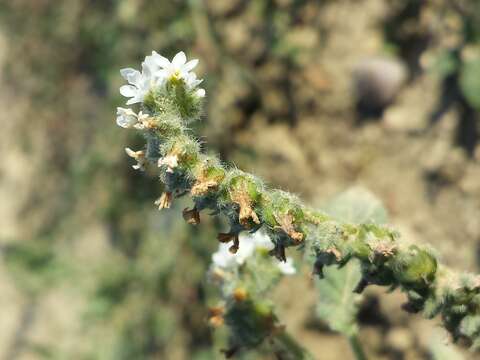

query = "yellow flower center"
[{"left": 171, "top": 70, "right": 181, "bottom": 81}]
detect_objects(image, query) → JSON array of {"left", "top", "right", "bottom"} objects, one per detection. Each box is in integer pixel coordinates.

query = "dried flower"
[
  {"left": 233, "top": 287, "right": 248, "bottom": 302},
  {"left": 154, "top": 192, "right": 173, "bottom": 210},
  {"left": 124, "top": 147, "right": 146, "bottom": 171},
  {"left": 275, "top": 213, "right": 304, "bottom": 244},
  {"left": 182, "top": 207, "right": 200, "bottom": 225},
  {"left": 158, "top": 154, "right": 179, "bottom": 173},
  {"left": 208, "top": 306, "right": 225, "bottom": 328},
  {"left": 191, "top": 179, "right": 219, "bottom": 196}
]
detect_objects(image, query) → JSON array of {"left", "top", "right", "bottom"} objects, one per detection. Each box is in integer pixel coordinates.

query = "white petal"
[
  {"left": 116, "top": 107, "right": 137, "bottom": 128},
  {"left": 153, "top": 52, "right": 172, "bottom": 69},
  {"left": 277, "top": 258, "right": 296, "bottom": 275},
  {"left": 141, "top": 64, "right": 153, "bottom": 78},
  {"left": 120, "top": 85, "right": 137, "bottom": 98},
  {"left": 125, "top": 147, "right": 136, "bottom": 157},
  {"left": 117, "top": 117, "right": 129, "bottom": 128},
  {"left": 126, "top": 97, "right": 141, "bottom": 105},
  {"left": 253, "top": 232, "right": 274, "bottom": 250},
  {"left": 120, "top": 68, "right": 141, "bottom": 84},
  {"left": 189, "top": 79, "right": 203, "bottom": 88},
  {"left": 117, "top": 107, "right": 135, "bottom": 116},
  {"left": 172, "top": 51, "right": 186, "bottom": 67},
  {"left": 235, "top": 236, "right": 256, "bottom": 265},
  {"left": 196, "top": 88, "right": 206, "bottom": 98},
  {"left": 142, "top": 58, "right": 157, "bottom": 75},
  {"left": 212, "top": 244, "right": 236, "bottom": 268},
  {"left": 155, "top": 69, "right": 169, "bottom": 79},
  {"left": 183, "top": 59, "right": 198, "bottom": 72},
  {"left": 120, "top": 67, "right": 136, "bottom": 78},
  {"left": 137, "top": 111, "right": 149, "bottom": 121},
  {"left": 184, "top": 73, "right": 203, "bottom": 90}
]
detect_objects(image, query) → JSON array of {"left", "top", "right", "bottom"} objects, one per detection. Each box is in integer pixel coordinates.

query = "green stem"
[
  {"left": 123, "top": 53, "right": 480, "bottom": 350},
  {"left": 348, "top": 335, "right": 367, "bottom": 360},
  {"left": 273, "top": 332, "right": 314, "bottom": 360}
]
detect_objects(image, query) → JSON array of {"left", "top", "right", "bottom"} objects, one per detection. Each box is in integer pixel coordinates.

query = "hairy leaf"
[
  {"left": 460, "top": 58, "right": 480, "bottom": 110},
  {"left": 316, "top": 187, "right": 388, "bottom": 336},
  {"left": 429, "top": 331, "right": 464, "bottom": 360},
  {"left": 322, "top": 186, "right": 388, "bottom": 225},
  {"left": 315, "top": 261, "right": 362, "bottom": 336}
]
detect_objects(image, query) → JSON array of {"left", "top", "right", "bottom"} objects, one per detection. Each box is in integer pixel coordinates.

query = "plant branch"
[{"left": 120, "top": 56, "right": 480, "bottom": 352}]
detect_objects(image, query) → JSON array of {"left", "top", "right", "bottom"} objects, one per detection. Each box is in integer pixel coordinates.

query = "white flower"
[
  {"left": 116, "top": 107, "right": 138, "bottom": 128},
  {"left": 277, "top": 257, "right": 296, "bottom": 275},
  {"left": 132, "top": 111, "right": 152, "bottom": 130},
  {"left": 119, "top": 68, "right": 148, "bottom": 105},
  {"left": 125, "top": 147, "right": 146, "bottom": 171},
  {"left": 137, "top": 111, "right": 149, "bottom": 122},
  {"left": 184, "top": 72, "right": 203, "bottom": 90},
  {"left": 212, "top": 244, "right": 239, "bottom": 269},
  {"left": 155, "top": 51, "right": 200, "bottom": 84},
  {"left": 210, "top": 231, "right": 295, "bottom": 275},
  {"left": 212, "top": 234, "right": 256, "bottom": 269},
  {"left": 251, "top": 231, "right": 275, "bottom": 251},
  {"left": 211, "top": 231, "right": 275, "bottom": 270},
  {"left": 120, "top": 51, "right": 205, "bottom": 105},
  {"left": 119, "top": 53, "right": 165, "bottom": 105},
  {"left": 158, "top": 154, "right": 179, "bottom": 173},
  {"left": 182, "top": 65, "right": 205, "bottom": 97},
  {"left": 116, "top": 108, "right": 151, "bottom": 129}
]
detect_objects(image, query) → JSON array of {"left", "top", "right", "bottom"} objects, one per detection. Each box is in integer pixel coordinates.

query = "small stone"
[{"left": 353, "top": 57, "right": 407, "bottom": 113}]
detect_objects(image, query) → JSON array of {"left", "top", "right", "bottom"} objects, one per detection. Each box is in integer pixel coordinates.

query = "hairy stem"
[
  {"left": 348, "top": 335, "right": 368, "bottom": 360},
  {"left": 121, "top": 62, "right": 480, "bottom": 351},
  {"left": 273, "top": 332, "right": 314, "bottom": 360}
]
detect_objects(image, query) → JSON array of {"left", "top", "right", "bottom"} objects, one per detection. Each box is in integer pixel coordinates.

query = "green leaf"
[
  {"left": 429, "top": 331, "right": 464, "bottom": 360},
  {"left": 432, "top": 51, "right": 458, "bottom": 77},
  {"left": 322, "top": 186, "right": 388, "bottom": 225},
  {"left": 315, "top": 261, "right": 362, "bottom": 336},
  {"left": 316, "top": 187, "right": 389, "bottom": 336},
  {"left": 460, "top": 58, "right": 480, "bottom": 110}
]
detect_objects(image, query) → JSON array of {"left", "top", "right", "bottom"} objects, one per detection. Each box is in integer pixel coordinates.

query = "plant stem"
[
  {"left": 273, "top": 332, "right": 314, "bottom": 360},
  {"left": 121, "top": 52, "right": 480, "bottom": 350},
  {"left": 348, "top": 335, "right": 367, "bottom": 360}
]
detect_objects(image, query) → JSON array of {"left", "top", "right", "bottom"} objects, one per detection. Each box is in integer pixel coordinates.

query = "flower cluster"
[
  {"left": 117, "top": 51, "right": 206, "bottom": 173},
  {"left": 118, "top": 51, "right": 205, "bottom": 107}
]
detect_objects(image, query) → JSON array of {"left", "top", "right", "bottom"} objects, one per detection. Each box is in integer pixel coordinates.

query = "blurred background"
[{"left": 0, "top": 0, "right": 480, "bottom": 359}]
